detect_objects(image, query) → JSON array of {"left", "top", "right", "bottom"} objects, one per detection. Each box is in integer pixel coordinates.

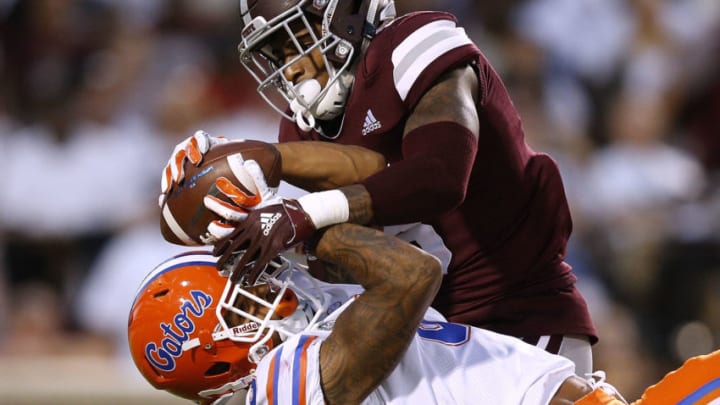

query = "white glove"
[
  {"left": 201, "top": 159, "right": 281, "bottom": 243},
  {"left": 159, "top": 130, "right": 228, "bottom": 207}
]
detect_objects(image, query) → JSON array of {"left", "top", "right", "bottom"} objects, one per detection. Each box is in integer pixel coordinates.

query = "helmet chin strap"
[
  {"left": 290, "top": 79, "right": 320, "bottom": 132},
  {"left": 290, "top": 70, "right": 354, "bottom": 132},
  {"left": 292, "top": 106, "right": 316, "bottom": 132},
  {"left": 314, "top": 71, "right": 353, "bottom": 120}
]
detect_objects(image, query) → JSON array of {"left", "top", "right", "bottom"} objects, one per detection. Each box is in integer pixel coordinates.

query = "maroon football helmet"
[{"left": 237, "top": 0, "right": 396, "bottom": 127}]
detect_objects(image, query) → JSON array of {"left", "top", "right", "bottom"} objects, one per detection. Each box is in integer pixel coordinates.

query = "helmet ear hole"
[
  {"left": 153, "top": 289, "right": 170, "bottom": 299},
  {"left": 205, "top": 362, "right": 231, "bottom": 377}
]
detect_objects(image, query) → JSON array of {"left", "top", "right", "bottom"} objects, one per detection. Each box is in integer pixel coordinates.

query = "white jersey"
[{"left": 247, "top": 296, "right": 576, "bottom": 405}]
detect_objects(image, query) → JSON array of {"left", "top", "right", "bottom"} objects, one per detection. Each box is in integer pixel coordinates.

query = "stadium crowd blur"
[{"left": 0, "top": 0, "right": 718, "bottom": 401}]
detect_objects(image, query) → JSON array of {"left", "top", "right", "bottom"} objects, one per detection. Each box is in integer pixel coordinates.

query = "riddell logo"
[
  {"left": 260, "top": 212, "right": 282, "bottom": 235},
  {"left": 230, "top": 322, "right": 260, "bottom": 335}
]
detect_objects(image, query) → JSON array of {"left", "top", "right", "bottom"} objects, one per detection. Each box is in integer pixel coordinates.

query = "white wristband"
[{"left": 297, "top": 190, "right": 350, "bottom": 228}]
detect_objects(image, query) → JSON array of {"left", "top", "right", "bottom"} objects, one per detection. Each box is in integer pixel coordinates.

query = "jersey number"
[{"left": 417, "top": 321, "right": 470, "bottom": 346}]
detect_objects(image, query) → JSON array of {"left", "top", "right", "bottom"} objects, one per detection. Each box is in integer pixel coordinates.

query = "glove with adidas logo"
[
  {"left": 214, "top": 198, "right": 317, "bottom": 284},
  {"left": 202, "top": 159, "right": 281, "bottom": 244},
  {"left": 213, "top": 189, "right": 350, "bottom": 284}
]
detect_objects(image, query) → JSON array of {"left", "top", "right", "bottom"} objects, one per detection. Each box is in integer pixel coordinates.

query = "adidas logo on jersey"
[
  {"left": 362, "top": 109, "right": 382, "bottom": 136},
  {"left": 260, "top": 212, "right": 282, "bottom": 235}
]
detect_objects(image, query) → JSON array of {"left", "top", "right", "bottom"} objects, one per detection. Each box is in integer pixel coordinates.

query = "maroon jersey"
[{"left": 279, "top": 12, "right": 597, "bottom": 342}]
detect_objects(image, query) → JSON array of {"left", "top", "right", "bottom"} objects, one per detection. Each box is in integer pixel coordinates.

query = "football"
[{"left": 160, "top": 139, "right": 282, "bottom": 246}]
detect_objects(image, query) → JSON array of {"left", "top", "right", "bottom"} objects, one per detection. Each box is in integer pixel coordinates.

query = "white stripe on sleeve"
[{"left": 392, "top": 20, "right": 472, "bottom": 100}]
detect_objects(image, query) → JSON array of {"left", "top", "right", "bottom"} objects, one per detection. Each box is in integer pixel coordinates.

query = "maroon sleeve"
[{"left": 361, "top": 121, "right": 477, "bottom": 225}]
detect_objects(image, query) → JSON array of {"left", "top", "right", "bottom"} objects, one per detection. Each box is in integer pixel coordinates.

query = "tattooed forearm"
[
  {"left": 311, "top": 261, "right": 357, "bottom": 284},
  {"left": 339, "top": 184, "right": 375, "bottom": 225},
  {"left": 315, "top": 224, "right": 426, "bottom": 287},
  {"left": 314, "top": 224, "right": 442, "bottom": 404}
]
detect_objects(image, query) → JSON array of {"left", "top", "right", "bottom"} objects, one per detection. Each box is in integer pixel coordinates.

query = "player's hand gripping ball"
[{"left": 159, "top": 139, "right": 282, "bottom": 246}]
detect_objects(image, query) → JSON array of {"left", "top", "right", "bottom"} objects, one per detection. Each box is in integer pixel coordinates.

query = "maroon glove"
[{"left": 214, "top": 199, "right": 316, "bottom": 284}]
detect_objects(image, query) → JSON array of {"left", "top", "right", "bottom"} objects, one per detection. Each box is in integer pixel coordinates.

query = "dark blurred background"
[{"left": 0, "top": 0, "right": 718, "bottom": 402}]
